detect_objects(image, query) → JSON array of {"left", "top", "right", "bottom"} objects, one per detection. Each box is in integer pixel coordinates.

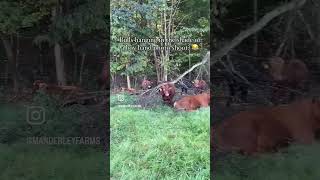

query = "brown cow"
[
  {"left": 174, "top": 92, "right": 210, "bottom": 111},
  {"left": 32, "top": 80, "right": 46, "bottom": 93},
  {"left": 141, "top": 79, "right": 153, "bottom": 90},
  {"left": 212, "top": 97, "right": 320, "bottom": 155},
  {"left": 120, "top": 87, "right": 137, "bottom": 94},
  {"left": 193, "top": 80, "right": 207, "bottom": 93},
  {"left": 32, "top": 80, "right": 83, "bottom": 96},
  {"left": 264, "top": 57, "right": 309, "bottom": 103},
  {"left": 159, "top": 82, "right": 176, "bottom": 106}
]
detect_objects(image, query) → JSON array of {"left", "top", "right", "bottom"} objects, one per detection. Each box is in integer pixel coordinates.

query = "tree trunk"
[
  {"left": 111, "top": 73, "right": 114, "bottom": 89},
  {"left": 253, "top": 0, "right": 258, "bottom": 55},
  {"left": 163, "top": 10, "right": 168, "bottom": 82},
  {"left": 1, "top": 35, "right": 17, "bottom": 91},
  {"left": 79, "top": 53, "right": 86, "bottom": 85},
  {"left": 154, "top": 49, "right": 161, "bottom": 82},
  {"left": 317, "top": 4, "right": 320, "bottom": 58},
  {"left": 188, "top": 49, "right": 191, "bottom": 80},
  {"left": 52, "top": 5, "right": 66, "bottom": 85},
  {"left": 126, "top": 64, "right": 131, "bottom": 89},
  {"left": 54, "top": 43, "right": 66, "bottom": 85},
  {"left": 71, "top": 41, "right": 78, "bottom": 84},
  {"left": 127, "top": 75, "right": 131, "bottom": 89}
]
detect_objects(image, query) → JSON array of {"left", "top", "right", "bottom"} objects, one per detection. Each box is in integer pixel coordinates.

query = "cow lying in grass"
[
  {"left": 174, "top": 92, "right": 210, "bottom": 111},
  {"left": 32, "top": 80, "right": 84, "bottom": 98},
  {"left": 212, "top": 97, "right": 320, "bottom": 155}
]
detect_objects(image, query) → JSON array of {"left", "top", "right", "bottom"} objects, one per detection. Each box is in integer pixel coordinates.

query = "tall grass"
[
  {"left": 0, "top": 143, "right": 106, "bottom": 180},
  {"left": 214, "top": 143, "right": 320, "bottom": 180},
  {"left": 111, "top": 94, "right": 210, "bottom": 179},
  {"left": 0, "top": 93, "right": 106, "bottom": 180}
]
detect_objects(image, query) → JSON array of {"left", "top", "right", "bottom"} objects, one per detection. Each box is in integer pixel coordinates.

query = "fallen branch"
[
  {"left": 211, "top": 0, "right": 307, "bottom": 65},
  {"left": 297, "top": 10, "right": 315, "bottom": 41},
  {"left": 172, "top": 51, "right": 210, "bottom": 84},
  {"left": 140, "top": 51, "right": 210, "bottom": 96},
  {"left": 140, "top": 1, "right": 306, "bottom": 97},
  {"left": 276, "top": 12, "right": 295, "bottom": 56}
]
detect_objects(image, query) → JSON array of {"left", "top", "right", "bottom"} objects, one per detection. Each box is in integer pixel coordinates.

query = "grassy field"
[
  {"left": 0, "top": 94, "right": 106, "bottom": 180},
  {"left": 110, "top": 94, "right": 210, "bottom": 179},
  {"left": 0, "top": 144, "right": 106, "bottom": 180},
  {"left": 214, "top": 138, "right": 320, "bottom": 180}
]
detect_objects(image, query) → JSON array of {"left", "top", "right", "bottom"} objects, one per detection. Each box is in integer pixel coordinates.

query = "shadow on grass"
[{"left": 213, "top": 143, "right": 320, "bottom": 180}]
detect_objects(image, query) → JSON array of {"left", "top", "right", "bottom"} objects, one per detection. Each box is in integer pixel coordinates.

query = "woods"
[
  {"left": 0, "top": 0, "right": 107, "bottom": 91},
  {"left": 0, "top": 1, "right": 108, "bottom": 179},
  {"left": 110, "top": 0, "right": 210, "bottom": 179},
  {"left": 111, "top": 0, "right": 209, "bottom": 89}
]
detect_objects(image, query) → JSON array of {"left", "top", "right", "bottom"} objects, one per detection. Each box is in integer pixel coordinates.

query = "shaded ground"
[{"left": 213, "top": 144, "right": 320, "bottom": 180}]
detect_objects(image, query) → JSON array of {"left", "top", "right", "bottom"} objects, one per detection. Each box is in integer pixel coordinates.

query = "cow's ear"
[{"left": 159, "top": 88, "right": 162, "bottom": 92}]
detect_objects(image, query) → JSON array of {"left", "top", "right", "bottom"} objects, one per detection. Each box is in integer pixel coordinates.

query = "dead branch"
[
  {"left": 172, "top": 51, "right": 210, "bottom": 84},
  {"left": 297, "top": 10, "right": 315, "bottom": 41},
  {"left": 276, "top": 12, "right": 295, "bottom": 56},
  {"left": 140, "top": 0, "right": 307, "bottom": 97},
  {"left": 211, "top": 0, "right": 307, "bottom": 65},
  {"left": 140, "top": 51, "right": 210, "bottom": 96}
]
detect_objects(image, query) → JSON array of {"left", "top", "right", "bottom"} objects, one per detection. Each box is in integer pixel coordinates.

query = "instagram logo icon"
[{"left": 26, "top": 106, "right": 46, "bottom": 125}]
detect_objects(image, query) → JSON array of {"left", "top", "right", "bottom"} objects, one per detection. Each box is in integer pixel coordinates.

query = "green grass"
[
  {"left": 110, "top": 94, "right": 210, "bottom": 179},
  {"left": 214, "top": 143, "right": 320, "bottom": 180},
  {"left": 0, "top": 143, "right": 106, "bottom": 180},
  {"left": 0, "top": 97, "right": 106, "bottom": 180}
]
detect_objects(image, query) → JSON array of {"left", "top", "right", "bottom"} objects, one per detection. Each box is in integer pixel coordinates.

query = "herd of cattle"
[
  {"left": 213, "top": 56, "right": 317, "bottom": 156},
  {"left": 30, "top": 55, "right": 320, "bottom": 155},
  {"left": 157, "top": 80, "right": 210, "bottom": 111},
  {"left": 141, "top": 78, "right": 210, "bottom": 111}
]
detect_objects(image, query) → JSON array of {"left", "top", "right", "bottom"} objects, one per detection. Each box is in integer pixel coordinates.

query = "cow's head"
[
  {"left": 193, "top": 79, "right": 206, "bottom": 89},
  {"left": 32, "top": 80, "right": 47, "bottom": 92},
  {"left": 159, "top": 83, "right": 175, "bottom": 97},
  {"left": 263, "top": 57, "right": 285, "bottom": 81},
  {"left": 142, "top": 79, "right": 153, "bottom": 89}
]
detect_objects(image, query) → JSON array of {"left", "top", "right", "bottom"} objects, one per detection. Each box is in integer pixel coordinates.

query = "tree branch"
[
  {"left": 276, "top": 12, "right": 295, "bottom": 56},
  {"left": 211, "top": 0, "right": 307, "bottom": 65},
  {"left": 297, "top": 10, "right": 315, "bottom": 41},
  {"left": 140, "top": 51, "right": 210, "bottom": 96}
]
